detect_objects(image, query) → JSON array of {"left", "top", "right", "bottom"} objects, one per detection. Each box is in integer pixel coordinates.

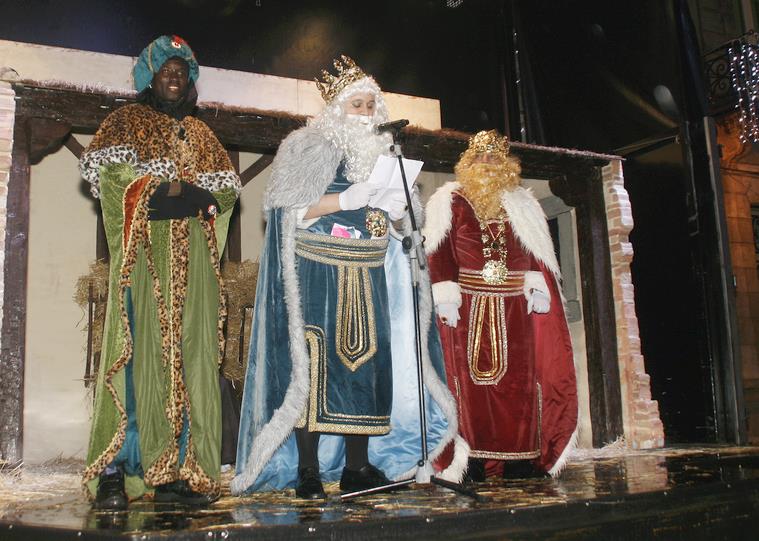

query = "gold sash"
[
  {"left": 459, "top": 268, "right": 526, "bottom": 385},
  {"left": 296, "top": 232, "right": 388, "bottom": 372}
]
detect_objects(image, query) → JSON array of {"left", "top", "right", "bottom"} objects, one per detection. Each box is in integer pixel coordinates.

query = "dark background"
[{"left": 0, "top": 0, "right": 732, "bottom": 444}]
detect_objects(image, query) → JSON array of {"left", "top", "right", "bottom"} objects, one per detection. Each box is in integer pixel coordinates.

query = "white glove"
[
  {"left": 524, "top": 270, "right": 551, "bottom": 314},
  {"left": 338, "top": 182, "right": 380, "bottom": 211},
  {"left": 382, "top": 191, "right": 409, "bottom": 221},
  {"left": 436, "top": 302, "right": 460, "bottom": 328},
  {"left": 527, "top": 290, "right": 550, "bottom": 314}
]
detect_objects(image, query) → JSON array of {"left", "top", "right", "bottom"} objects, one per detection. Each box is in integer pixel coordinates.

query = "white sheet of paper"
[{"left": 366, "top": 155, "right": 424, "bottom": 209}]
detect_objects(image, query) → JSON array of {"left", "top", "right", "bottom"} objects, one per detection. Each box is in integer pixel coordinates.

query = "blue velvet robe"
[{"left": 235, "top": 176, "right": 452, "bottom": 492}]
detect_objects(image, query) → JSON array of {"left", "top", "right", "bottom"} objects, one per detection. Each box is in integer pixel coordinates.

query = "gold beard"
[{"left": 457, "top": 162, "right": 521, "bottom": 220}]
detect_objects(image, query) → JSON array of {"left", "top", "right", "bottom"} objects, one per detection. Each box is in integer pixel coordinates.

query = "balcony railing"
[{"left": 704, "top": 31, "right": 759, "bottom": 140}]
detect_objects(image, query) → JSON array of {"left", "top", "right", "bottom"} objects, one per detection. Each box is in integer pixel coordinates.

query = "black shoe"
[
  {"left": 502, "top": 459, "right": 547, "bottom": 479},
  {"left": 339, "top": 463, "right": 391, "bottom": 493},
  {"left": 295, "top": 467, "right": 326, "bottom": 499},
  {"left": 465, "top": 458, "right": 486, "bottom": 483},
  {"left": 154, "top": 480, "right": 218, "bottom": 505},
  {"left": 94, "top": 469, "right": 128, "bottom": 510}
]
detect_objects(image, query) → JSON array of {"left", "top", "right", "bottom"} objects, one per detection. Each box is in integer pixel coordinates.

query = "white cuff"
[
  {"left": 432, "top": 280, "right": 462, "bottom": 308},
  {"left": 296, "top": 206, "right": 318, "bottom": 229},
  {"left": 523, "top": 270, "right": 551, "bottom": 302}
]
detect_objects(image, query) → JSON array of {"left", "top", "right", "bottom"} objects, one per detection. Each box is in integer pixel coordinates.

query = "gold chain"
[
  {"left": 478, "top": 210, "right": 510, "bottom": 285},
  {"left": 479, "top": 210, "right": 509, "bottom": 263}
]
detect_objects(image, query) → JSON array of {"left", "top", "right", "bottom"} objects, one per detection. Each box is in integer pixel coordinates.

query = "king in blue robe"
[{"left": 232, "top": 56, "right": 468, "bottom": 497}]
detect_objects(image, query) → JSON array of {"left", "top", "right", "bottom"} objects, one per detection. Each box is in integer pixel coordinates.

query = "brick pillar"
[
  {"left": 602, "top": 160, "right": 665, "bottom": 449},
  {"left": 0, "top": 82, "right": 14, "bottom": 344}
]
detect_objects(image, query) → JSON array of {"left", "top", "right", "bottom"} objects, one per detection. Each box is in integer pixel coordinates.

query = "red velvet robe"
[{"left": 428, "top": 190, "right": 577, "bottom": 475}]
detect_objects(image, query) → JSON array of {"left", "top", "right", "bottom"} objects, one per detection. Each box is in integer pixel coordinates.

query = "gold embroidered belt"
[
  {"left": 296, "top": 231, "right": 388, "bottom": 374},
  {"left": 295, "top": 231, "right": 388, "bottom": 268},
  {"left": 459, "top": 268, "right": 525, "bottom": 297},
  {"left": 459, "top": 268, "right": 525, "bottom": 386}
]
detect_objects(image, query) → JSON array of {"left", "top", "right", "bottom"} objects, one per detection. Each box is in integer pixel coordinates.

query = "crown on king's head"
[
  {"left": 315, "top": 55, "right": 368, "bottom": 103},
  {"left": 468, "top": 130, "right": 511, "bottom": 159}
]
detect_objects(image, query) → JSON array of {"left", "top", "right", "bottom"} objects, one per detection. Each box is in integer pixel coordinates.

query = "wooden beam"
[
  {"left": 241, "top": 154, "right": 274, "bottom": 187},
  {"left": 225, "top": 150, "right": 242, "bottom": 263},
  {"left": 64, "top": 134, "right": 85, "bottom": 160},
  {"left": 95, "top": 209, "right": 108, "bottom": 263},
  {"left": 228, "top": 150, "right": 240, "bottom": 173},
  {"left": 0, "top": 116, "right": 30, "bottom": 468},
  {"left": 226, "top": 202, "right": 242, "bottom": 263},
  {"left": 550, "top": 168, "right": 624, "bottom": 446},
  {"left": 10, "top": 83, "right": 614, "bottom": 176},
  {"left": 29, "top": 117, "right": 71, "bottom": 164}
]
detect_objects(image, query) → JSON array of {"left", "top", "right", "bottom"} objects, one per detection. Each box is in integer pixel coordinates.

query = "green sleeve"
[
  {"left": 213, "top": 187, "right": 238, "bottom": 215},
  {"left": 99, "top": 163, "right": 138, "bottom": 255}
]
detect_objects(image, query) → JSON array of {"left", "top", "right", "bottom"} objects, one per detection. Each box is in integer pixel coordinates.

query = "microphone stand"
[{"left": 341, "top": 125, "right": 482, "bottom": 502}]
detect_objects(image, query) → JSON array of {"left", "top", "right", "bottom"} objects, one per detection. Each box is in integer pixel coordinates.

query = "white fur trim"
[
  {"left": 422, "top": 181, "right": 460, "bottom": 254},
  {"left": 437, "top": 435, "right": 470, "bottom": 483},
  {"left": 230, "top": 209, "right": 311, "bottom": 495},
  {"left": 432, "top": 280, "right": 462, "bottom": 308},
  {"left": 264, "top": 127, "right": 342, "bottom": 211},
  {"left": 501, "top": 187, "right": 561, "bottom": 278},
  {"left": 548, "top": 426, "right": 579, "bottom": 478}
]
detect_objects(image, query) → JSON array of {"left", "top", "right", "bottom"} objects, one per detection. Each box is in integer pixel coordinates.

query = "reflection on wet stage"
[{"left": 2, "top": 446, "right": 759, "bottom": 540}]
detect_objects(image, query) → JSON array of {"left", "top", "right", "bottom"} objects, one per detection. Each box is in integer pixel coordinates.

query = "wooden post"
[
  {"left": 0, "top": 116, "right": 30, "bottom": 468},
  {"left": 551, "top": 167, "right": 625, "bottom": 446}
]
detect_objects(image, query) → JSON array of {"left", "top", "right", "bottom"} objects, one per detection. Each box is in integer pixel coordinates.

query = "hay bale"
[
  {"left": 73, "top": 259, "right": 260, "bottom": 386},
  {"left": 220, "top": 260, "right": 259, "bottom": 383}
]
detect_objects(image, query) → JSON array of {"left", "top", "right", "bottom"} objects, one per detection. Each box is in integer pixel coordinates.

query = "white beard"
[
  {"left": 310, "top": 97, "right": 393, "bottom": 184},
  {"left": 339, "top": 116, "right": 392, "bottom": 183}
]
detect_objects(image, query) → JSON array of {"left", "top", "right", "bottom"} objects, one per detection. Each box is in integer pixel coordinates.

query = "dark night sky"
[
  {"left": 0, "top": 0, "right": 507, "bottom": 134},
  {"left": 0, "top": 0, "right": 685, "bottom": 153}
]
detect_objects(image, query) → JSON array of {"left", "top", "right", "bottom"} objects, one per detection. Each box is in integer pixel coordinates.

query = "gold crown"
[
  {"left": 315, "top": 55, "right": 368, "bottom": 103},
  {"left": 468, "top": 130, "right": 510, "bottom": 160}
]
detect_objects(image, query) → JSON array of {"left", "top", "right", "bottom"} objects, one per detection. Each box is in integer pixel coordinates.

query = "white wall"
[
  {"left": 239, "top": 153, "right": 270, "bottom": 263},
  {"left": 23, "top": 135, "right": 95, "bottom": 462},
  {"left": 0, "top": 39, "right": 441, "bottom": 130}
]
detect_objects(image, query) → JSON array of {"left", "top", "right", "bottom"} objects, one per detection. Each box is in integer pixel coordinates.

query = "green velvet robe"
[{"left": 79, "top": 104, "right": 240, "bottom": 499}]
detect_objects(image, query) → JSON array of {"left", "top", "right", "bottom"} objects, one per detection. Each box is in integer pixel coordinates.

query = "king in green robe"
[{"left": 79, "top": 35, "right": 240, "bottom": 505}]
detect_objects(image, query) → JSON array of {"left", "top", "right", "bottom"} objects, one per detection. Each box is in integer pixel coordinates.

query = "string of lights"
[{"left": 728, "top": 34, "right": 759, "bottom": 143}]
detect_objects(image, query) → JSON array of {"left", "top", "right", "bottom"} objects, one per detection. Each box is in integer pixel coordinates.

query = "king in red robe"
[{"left": 424, "top": 130, "right": 577, "bottom": 479}]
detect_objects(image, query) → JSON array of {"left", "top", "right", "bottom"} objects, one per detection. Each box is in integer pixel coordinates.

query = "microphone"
[{"left": 375, "top": 119, "right": 409, "bottom": 134}]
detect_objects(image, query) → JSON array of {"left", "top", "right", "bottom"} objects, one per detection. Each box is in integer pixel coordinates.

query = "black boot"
[
  {"left": 295, "top": 466, "right": 326, "bottom": 499},
  {"left": 464, "top": 458, "right": 486, "bottom": 483},
  {"left": 339, "top": 463, "right": 391, "bottom": 493},
  {"left": 502, "top": 459, "right": 547, "bottom": 479},
  {"left": 94, "top": 469, "right": 128, "bottom": 510},
  {"left": 155, "top": 480, "right": 218, "bottom": 505}
]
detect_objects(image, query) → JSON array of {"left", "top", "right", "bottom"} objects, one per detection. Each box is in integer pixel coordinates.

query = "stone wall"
[{"left": 603, "top": 160, "right": 665, "bottom": 449}]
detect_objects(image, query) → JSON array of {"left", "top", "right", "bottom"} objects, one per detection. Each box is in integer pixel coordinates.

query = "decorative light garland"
[{"left": 728, "top": 35, "right": 759, "bottom": 143}]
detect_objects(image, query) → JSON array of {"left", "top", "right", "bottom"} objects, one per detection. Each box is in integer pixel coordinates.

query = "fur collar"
[
  {"left": 264, "top": 126, "right": 343, "bottom": 211},
  {"left": 423, "top": 182, "right": 561, "bottom": 278}
]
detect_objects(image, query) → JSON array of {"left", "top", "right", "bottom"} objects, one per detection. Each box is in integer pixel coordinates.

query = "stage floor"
[{"left": 2, "top": 446, "right": 759, "bottom": 540}]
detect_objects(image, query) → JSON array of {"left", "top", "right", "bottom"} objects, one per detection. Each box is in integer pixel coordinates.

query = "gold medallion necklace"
[{"left": 479, "top": 209, "right": 509, "bottom": 285}]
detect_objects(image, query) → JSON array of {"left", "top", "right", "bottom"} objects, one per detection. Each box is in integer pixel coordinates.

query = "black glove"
[{"left": 148, "top": 181, "right": 219, "bottom": 221}]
